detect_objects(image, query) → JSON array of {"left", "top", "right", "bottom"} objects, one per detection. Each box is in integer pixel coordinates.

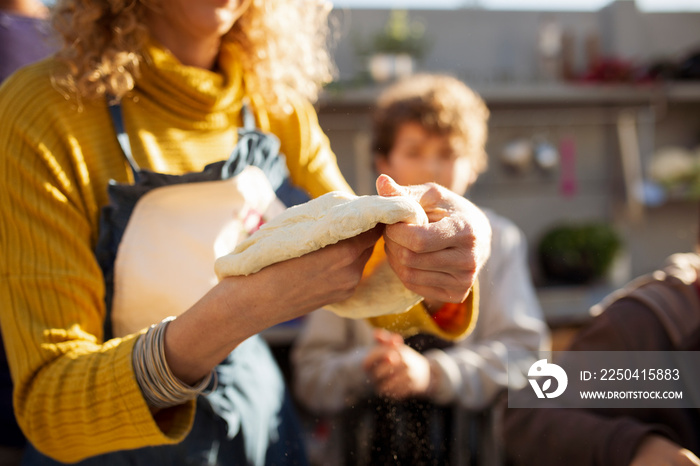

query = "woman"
[{"left": 0, "top": 0, "right": 491, "bottom": 464}]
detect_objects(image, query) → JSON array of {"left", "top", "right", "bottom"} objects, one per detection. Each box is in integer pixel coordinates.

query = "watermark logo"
[
  {"left": 509, "top": 351, "right": 695, "bottom": 408},
  {"left": 528, "top": 359, "right": 568, "bottom": 398}
]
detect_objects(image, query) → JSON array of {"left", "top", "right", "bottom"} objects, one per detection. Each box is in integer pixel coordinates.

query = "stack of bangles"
[{"left": 132, "top": 316, "right": 216, "bottom": 409}]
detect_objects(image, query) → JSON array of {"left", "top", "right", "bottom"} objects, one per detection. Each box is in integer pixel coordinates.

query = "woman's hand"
[
  {"left": 255, "top": 225, "right": 384, "bottom": 321},
  {"left": 630, "top": 435, "right": 700, "bottom": 466},
  {"left": 376, "top": 175, "right": 491, "bottom": 304},
  {"left": 166, "top": 226, "right": 382, "bottom": 384},
  {"left": 362, "top": 329, "right": 432, "bottom": 400}
]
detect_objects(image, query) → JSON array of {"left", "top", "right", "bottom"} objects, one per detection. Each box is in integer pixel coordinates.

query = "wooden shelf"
[{"left": 319, "top": 82, "right": 700, "bottom": 107}]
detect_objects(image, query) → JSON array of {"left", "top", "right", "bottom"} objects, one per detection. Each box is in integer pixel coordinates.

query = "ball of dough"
[{"left": 214, "top": 191, "right": 429, "bottom": 318}]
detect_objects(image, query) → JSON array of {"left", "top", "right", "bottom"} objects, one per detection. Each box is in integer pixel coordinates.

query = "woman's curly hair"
[
  {"left": 51, "top": 0, "right": 336, "bottom": 105},
  {"left": 372, "top": 73, "right": 490, "bottom": 176}
]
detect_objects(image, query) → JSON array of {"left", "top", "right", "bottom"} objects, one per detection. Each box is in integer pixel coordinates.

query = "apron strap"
[
  {"left": 106, "top": 98, "right": 257, "bottom": 183},
  {"left": 107, "top": 98, "right": 141, "bottom": 182},
  {"left": 241, "top": 98, "right": 256, "bottom": 131}
]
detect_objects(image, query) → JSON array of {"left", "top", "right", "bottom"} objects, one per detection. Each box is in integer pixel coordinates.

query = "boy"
[{"left": 292, "top": 74, "right": 550, "bottom": 464}]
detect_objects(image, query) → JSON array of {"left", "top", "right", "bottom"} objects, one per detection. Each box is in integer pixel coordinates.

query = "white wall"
[{"left": 329, "top": 2, "right": 700, "bottom": 83}]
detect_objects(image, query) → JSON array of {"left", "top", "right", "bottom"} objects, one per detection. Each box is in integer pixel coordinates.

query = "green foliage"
[
  {"left": 538, "top": 223, "right": 622, "bottom": 284},
  {"left": 354, "top": 10, "right": 431, "bottom": 60}
]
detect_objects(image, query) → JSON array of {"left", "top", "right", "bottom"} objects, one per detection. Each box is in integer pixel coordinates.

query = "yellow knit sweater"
[{"left": 0, "top": 39, "right": 475, "bottom": 462}]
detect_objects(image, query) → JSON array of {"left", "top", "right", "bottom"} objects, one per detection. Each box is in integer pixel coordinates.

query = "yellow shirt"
[{"left": 0, "top": 39, "right": 475, "bottom": 462}]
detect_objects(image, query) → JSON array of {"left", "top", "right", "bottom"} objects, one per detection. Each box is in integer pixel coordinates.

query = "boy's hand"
[
  {"left": 376, "top": 175, "right": 491, "bottom": 303},
  {"left": 362, "top": 329, "right": 432, "bottom": 400}
]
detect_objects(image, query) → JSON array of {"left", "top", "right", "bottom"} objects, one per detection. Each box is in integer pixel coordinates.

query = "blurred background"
[
  {"left": 310, "top": 0, "right": 700, "bottom": 329},
  {"left": 4, "top": 1, "right": 696, "bottom": 464}
]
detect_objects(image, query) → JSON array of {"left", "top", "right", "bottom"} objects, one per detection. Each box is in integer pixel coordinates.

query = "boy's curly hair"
[
  {"left": 372, "top": 73, "right": 489, "bottom": 175},
  {"left": 51, "top": 0, "right": 335, "bottom": 106}
]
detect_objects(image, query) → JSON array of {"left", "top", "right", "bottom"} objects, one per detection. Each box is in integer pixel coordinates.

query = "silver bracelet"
[{"left": 132, "top": 316, "right": 216, "bottom": 409}]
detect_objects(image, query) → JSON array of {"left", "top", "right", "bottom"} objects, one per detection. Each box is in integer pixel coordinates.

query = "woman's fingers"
[
  {"left": 377, "top": 176, "right": 491, "bottom": 303},
  {"left": 254, "top": 225, "right": 382, "bottom": 319}
]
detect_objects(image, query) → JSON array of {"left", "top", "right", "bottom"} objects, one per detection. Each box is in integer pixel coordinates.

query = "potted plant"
[
  {"left": 355, "top": 10, "right": 431, "bottom": 83},
  {"left": 538, "top": 222, "right": 622, "bottom": 285}
]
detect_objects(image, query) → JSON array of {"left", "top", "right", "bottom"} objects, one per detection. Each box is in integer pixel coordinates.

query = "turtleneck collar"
[{"left": 135, "top": 36, "right": 246, "bottom": 130}]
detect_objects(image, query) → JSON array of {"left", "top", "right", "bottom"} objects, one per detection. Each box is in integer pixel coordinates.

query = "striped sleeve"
[{"left": 0, "top": 63, "right": 195, "bottom": 462}]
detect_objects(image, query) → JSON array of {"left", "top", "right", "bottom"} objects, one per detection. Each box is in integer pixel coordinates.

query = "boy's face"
[{"left": 376, "top": 122, "right": 476, "bottom": 195}]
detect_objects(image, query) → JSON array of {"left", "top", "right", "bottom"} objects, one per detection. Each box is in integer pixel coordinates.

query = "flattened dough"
[{"left": 214, "top": 191, "right": 429, "bottom": 318}]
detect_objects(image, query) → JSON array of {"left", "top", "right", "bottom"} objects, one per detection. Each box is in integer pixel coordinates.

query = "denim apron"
[{"left": 22, "top": 102, "right": 310, "bottom": 466}]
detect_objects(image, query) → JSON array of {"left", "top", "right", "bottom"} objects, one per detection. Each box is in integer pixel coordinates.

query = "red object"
[
  {"left": 431, "top": 301, "right": 469, "bottom": 333},
  {"left": 559, "top": 136, "right": 577, "bottom": 198},
  {"left": 579, "top": 57, "right": 657, "bottom": 84}
]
